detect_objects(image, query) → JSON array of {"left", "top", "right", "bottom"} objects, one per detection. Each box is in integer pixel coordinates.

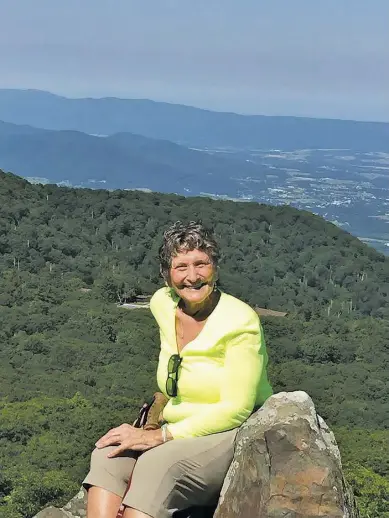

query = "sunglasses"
[{"left": 166, "top": 354, "right": 182, "bottom": 397}]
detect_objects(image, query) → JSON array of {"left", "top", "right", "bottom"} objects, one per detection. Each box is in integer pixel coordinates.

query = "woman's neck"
[{"left": 179, "top": 289, "right": 220, "bottom": 320}]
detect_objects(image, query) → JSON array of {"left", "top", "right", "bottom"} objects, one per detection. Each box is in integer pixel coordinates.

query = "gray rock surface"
[
  {"left": 214, "top": 391, "right": 360, "bottom": 518},
  {"left": 34, "top": 392, "right": 359, "bottom": 518},
  {"left": 34, "top": 489, "right": 86, "bottom": 518}
]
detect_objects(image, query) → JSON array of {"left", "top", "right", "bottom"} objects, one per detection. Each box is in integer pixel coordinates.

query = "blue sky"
[{"left": 0, "top": 0, "right": 388, "bottom": 121}]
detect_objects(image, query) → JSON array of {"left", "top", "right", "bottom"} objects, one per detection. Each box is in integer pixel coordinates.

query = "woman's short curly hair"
[{"left": 159, "top": 221, "right": 220, "bottom": 280}]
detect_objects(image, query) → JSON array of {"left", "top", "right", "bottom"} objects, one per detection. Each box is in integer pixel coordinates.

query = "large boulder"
[
  {"left": 214, "top": 391, "right": 359, "bottom": 518},
  {"left": 34, "top": 392, "right": 359, "bottom": 518}
]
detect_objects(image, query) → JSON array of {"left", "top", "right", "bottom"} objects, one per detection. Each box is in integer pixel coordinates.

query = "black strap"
[{"left": 133, "top": 395, "right": 156, "bottom": 428}]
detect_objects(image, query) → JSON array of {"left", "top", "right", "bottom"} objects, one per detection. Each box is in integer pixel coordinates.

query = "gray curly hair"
[{"left": 159, "top": 221, "right": 220, "bottom": 281}]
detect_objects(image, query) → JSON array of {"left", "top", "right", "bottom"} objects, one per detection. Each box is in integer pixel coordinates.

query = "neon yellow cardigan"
[{"left": 150, "top": 287, "right": 273, "bottom": 439}]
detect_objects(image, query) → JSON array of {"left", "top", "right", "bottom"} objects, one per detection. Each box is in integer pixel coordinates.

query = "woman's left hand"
[{"left": 95, "top": 423, "right": 161, "bottom": 457}]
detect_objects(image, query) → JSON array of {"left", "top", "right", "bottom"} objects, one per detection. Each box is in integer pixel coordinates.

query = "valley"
[{"left": 198, "top": 147, "right": 389, "bottom": 255}]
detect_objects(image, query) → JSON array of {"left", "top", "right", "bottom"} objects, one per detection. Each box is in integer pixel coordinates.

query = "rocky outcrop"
[
  {"left": 214, "top": 391, "right": 359, "bottom": 518},
  {"left": 34, "top": 392, "right": 359, "bottom": 518}
]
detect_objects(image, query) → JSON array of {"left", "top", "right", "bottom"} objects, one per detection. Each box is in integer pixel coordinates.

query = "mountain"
[
  {"left": 0, "top": 120, "right": 262, "bottom": 193},
  {"left": 0, "top": 89, "right": 388, "bottom": 151},
  {"left": 1, "top": 119, "right": 388, "bottom": 256}
]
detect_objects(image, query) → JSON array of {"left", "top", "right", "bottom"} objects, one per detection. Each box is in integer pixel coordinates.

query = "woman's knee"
[
  {"left": 90, "top": 447, "right": 116, "bottom": 469},
  {"left": 89, "top": 447, "right": 137, "bottom": 484}
]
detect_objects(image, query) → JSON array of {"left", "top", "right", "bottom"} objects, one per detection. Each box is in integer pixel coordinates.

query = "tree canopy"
[{"left": 0, "top": 171, "right": 388, "bottom": 517}]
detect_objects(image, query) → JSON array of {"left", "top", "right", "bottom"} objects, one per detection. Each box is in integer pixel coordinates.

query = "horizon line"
[{"left": 1, "top": 87, "right": 388, "bottom": 126}]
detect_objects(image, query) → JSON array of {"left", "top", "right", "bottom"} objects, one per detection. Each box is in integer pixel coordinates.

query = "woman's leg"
[
  {"left": 123, "top": 508, "right": 151, "bottom": 518},
  {"left": 87, "top": 486, "right": 123, "bottom": 518},
  {"left": 83, "top": 446, "right": 138, "bottom": 518},
  {"left": 122, "top": 429, "right": 237, "bottom": 518}
]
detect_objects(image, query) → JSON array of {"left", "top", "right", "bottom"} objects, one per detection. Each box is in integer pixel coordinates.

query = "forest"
[{"left": 0, "top": 170, "right": 388, "bottom": 517}]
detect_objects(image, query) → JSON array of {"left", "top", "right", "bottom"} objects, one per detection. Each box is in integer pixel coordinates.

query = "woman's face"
[{"left": 169, "top": 248, "right": 216, "bottom": 306}]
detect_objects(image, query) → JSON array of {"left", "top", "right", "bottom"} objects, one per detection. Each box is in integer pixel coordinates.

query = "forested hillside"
[{"left": 0, "top": 171, "right": 388, "bottom": 517}]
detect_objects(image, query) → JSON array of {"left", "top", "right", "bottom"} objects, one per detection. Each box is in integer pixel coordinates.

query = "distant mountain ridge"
[
  {"left": 0, "top": 89, "right": 388, "bottom": 151},
  {"left": 0, "top": 119, "right": 262, "bottom": 193}
]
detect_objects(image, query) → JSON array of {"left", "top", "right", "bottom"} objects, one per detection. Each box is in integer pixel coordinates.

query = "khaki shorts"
[{"left": 83, "top": 428, "right": 237, "bottom": 518}]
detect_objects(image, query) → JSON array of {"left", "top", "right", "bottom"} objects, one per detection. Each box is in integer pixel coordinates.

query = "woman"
[{"left": 84, "top": 221, "right": 273, "bottom": 518}]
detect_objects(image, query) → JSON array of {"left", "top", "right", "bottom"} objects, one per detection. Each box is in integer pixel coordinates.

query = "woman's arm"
[{"left": 166, "top": 321, "right": 272, "bottom": 439}]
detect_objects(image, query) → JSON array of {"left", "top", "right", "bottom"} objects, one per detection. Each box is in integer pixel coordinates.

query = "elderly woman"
[{"left": 84, "top": 221, "right": 273, "bottom": 518}]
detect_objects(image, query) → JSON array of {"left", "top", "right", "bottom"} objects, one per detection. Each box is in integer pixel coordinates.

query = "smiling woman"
[{"left": 83, "top": 221, "right": 273, "bottom": 518}]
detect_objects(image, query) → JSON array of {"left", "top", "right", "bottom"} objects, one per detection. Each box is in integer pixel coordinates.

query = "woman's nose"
[{"left": 186, "top": 265, "right": 199, "bottom": 282}]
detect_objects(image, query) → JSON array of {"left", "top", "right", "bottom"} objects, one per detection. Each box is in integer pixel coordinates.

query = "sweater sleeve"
[{"left": 166, "top": 317, "right": 271, "bottom": 439}]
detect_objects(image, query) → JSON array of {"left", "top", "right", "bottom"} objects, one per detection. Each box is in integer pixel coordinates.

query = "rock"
[
  {"left": 34, "top": 392, "right": 359, "bottom": 518},
  {"left": 34, "top": 508, "right": 69, "bottom": 518},
  {"left": 214, "top": 391, "right": 359, "bottom": 518},
  {"left": 61, "top": 489, "right": 87, "bottom": 517},
  {"left": 34, "top": 489, "right": 86, "bottom": 518}
]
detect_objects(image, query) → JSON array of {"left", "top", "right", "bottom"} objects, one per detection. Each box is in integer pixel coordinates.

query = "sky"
[{"left": 0, "top": 0, "right": 388, "bottom": 121}]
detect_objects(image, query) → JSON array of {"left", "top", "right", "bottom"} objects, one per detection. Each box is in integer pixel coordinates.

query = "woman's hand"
[{"left": 95, "top": 424, "right": 162, "bottom": 457}]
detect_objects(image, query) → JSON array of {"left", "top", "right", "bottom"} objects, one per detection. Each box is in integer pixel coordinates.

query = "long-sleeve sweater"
[{"left": 150, "top": 287, "right": 273, "bottom": 439}]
